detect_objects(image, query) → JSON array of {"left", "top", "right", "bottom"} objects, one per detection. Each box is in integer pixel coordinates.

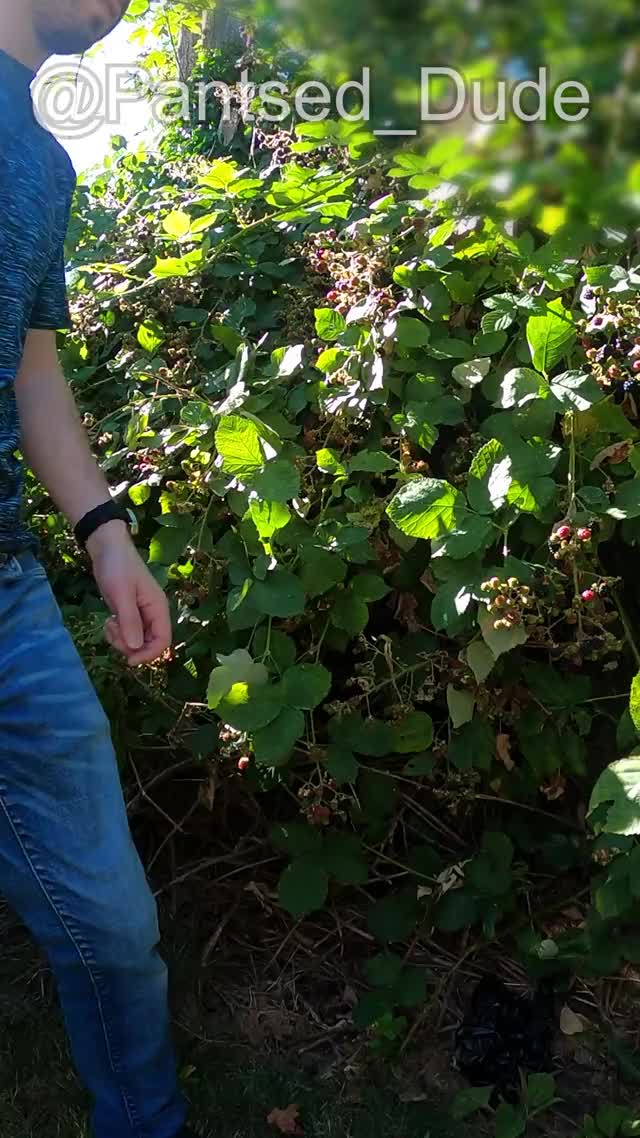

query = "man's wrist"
[
  {"left": 85, "top": 518, "right": 133, "bottom": 560},
  {"left": 74, "top": 500, "right": 137, "bottom": 551}
]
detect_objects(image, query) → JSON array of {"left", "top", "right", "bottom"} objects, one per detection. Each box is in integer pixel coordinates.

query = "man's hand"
[{"left": 86, "top": 520, "right": 172, "bottom": 666}]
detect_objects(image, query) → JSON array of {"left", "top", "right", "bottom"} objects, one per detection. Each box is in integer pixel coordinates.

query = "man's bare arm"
[{"left": 15, "top": 329, "right": 172, "bottom": 665}]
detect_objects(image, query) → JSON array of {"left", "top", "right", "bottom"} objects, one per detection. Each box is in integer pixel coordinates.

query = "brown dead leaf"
[
  {"left": 268, "top": 1105, "right": 304, "bottom": 1135},
  {"left": 590, "top": 440, "right": 633, "bottom": 470},
  {"left": 393, "top": 591, "right": 421, "bottom": 633},
  {"left": 496, "top": 733, "right": 515, "bottom": 771},
  {"left": 541, "top": 773, "right": 567, "bottom": 801}
]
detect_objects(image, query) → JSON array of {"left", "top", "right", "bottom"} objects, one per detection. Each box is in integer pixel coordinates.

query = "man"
[{"left": 0, "top": 2, "right": 196, "bottom": 1135}]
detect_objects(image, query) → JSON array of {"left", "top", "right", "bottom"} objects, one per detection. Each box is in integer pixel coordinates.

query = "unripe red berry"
[
  {"left": 633, "top": 360, "right": 640, "bottom": 373},
  {"left": 326, "top": 289, "right": 339, "bottom": 302},
  {"left": 556, "top": 525, "right": 572, "bottom": 540},
  {"left": 581, "top": 589, "right": 596, "bottom": 603},
  {"left": 237, "top": 757, "right": 251, "bottom": 772},
  {"left": 577, "top": 527, "right": 592, "bottom": 541}
]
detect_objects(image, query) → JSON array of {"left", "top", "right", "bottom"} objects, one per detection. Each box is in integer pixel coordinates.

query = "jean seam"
[{"left": 0, "top": 782, "right": 147, "bottom": 1137}]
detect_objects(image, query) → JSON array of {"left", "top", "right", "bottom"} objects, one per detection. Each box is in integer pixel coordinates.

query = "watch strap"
[{"left": 74, "top": 501, "right": 137, "bottom": 548}]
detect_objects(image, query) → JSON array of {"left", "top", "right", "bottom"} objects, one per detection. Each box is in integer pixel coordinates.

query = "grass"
[{"left": 0, "top": 917, "right": 454, "bottom": 1138}]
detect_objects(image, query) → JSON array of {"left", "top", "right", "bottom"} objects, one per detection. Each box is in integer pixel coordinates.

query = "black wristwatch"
[{"left": 74, "top": 500, "right": 139, "bottom": 549}]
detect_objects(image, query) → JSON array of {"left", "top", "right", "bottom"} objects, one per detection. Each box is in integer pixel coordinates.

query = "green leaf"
[
  {"left": 271, "top": 821, "right": 322, "bottom": 857},
  {"left": 315, "top": 307, "right": 347, "bottom": 342},
  {"left": 330, "top": 592, "right": 369, "bottom": 635},
  {"left": 465, "top": 640, "right": 496, "bottom": 684},
  {"left": 217, "top": 683, "right": 284, "bottom": 731},
  {"left": 448, "top": 718, "right": 495, "bottom": 771},
  {"left": 631, "top": 674, "right": 640, "bottom": 735},
  {"left": 316, "top": 447, "right": 347, "bottom": 476},
  {"left": 300, "top": 547, "right": 347, "bottom": 597},
  {"left": 496, "top": 367, "right": 545, "bottom": 409},
  {"left": 550, "top": 370, "right": 603, "bottom": 411},
  {"left": 351, "top": 572, "right": 390, "bottom": 601},
  {"left": 162, "top": 209, "right": 191, "bottom": 238},
  {"left": 249, "top": 499, "right": 291, "bottom": 543},
  {"left": 331, "top": 715, "right": 395, "bottom": 757},
  {"left": 366, "top": 953, "right": 404, "bottom": 989},
  {"left": 253, "top": 706, "right": 305, "bottom": 766},
  {"left": 322, "top": 832, "right": 368, "bottom": 885},
  {"left": 324, "top": 745, "right": 359, "bottom": 785},
  {"left": 452, "top": 357, "right": 491, "bottom": 389},
  {"left": 467, "top": 439, "right": 512, "bottom": 513},
  {"left": 451, "top": 1087, "right": 493, "bottom": 1120},
  {"left": 526, "top": 1073, "right": 556, "bottom": 1111},
  {"left": 216, "top": 416, "right": 265, "bottom": 481},
  {"left": 589, "top": 755, "right": 640, "bottom": 835},
  {"left": 367, "top": 889, "right": 420, "bottom": 943},
  {"left": 392, "top": 711, "right": 434, "bottom": 753},
  {"left": 148, "top": 519, "right": 191, "bottom": 565},
  {"left": 253, "top": 459, "right": 300, "bottom": 502},
  {"left": 609, "top": 479, "right": 640, "bottom": 520},
  {"left": 273, "top": 343, "right": 305, "bottom": 377},
  {"left": 251, "top": 570, "right": 305, "bottom": 617},
  {"left": 435, "top": 888, "right": 479, "bottom": 932},
  {"left": 137, "top": 319, "right": 165, "bottom": 353},
  {"left": 396, "top": 316, "right": 431, "bottom": 347},
  {"left": 431, "top": 514, "right": 495, "bottom": 560},
  {"left": 387, "top": 478, "right": 463, "bottom": 540},
  {"left": 282, "top": 664, "right": 332, "bottom": 710},
  {"left": 526, "top": 298, "right": 575, "bottom": 374},
  {"left": 279, "top": 857, "right": 329, "bottom": 919},
  {"left": 495, "top": 1103, "right": 527, "bottom": 1138},
  {"left": 207, "top": 649, "right": 268, "bottom": 710},
  {"left": 447, "top": 685, "right": 475, "bottom": 729},
  {"left": 348, "top": 450, "right": 398, "bottom": 474},
  {"left": 479, "top": 606, "right": 528, "bottom": 659}
]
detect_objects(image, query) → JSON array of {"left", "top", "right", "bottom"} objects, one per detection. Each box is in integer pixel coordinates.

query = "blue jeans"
[{"left": 0, "top": 552, "right": 188, "bottom": 1138}]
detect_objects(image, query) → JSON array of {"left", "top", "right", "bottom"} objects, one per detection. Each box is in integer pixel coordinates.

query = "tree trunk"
[{"left": 177, "top": 3, "right": 244, "bottom": 81}]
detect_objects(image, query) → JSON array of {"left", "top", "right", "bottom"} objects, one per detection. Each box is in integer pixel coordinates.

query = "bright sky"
[{"left": 52, "top": 21, "right": 152, "bottom": 175}]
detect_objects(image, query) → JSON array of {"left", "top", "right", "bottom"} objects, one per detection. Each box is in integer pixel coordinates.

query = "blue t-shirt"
[{"left": 0, "top": 49, "right": 76, "bottom": 553}]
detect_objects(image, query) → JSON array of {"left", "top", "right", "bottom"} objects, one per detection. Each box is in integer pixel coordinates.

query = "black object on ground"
[{"left": 454, "top": 976, "right": 555, "bottom": 1101}]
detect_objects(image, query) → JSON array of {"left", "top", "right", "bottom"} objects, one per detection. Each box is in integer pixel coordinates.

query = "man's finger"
[{"left": 111, "top": 587, "right": 144, "bottom": 651}]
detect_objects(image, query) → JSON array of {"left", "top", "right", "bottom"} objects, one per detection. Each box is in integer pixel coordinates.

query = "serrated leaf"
[
  {"left": 496, "top": 367, "right": 545, "bottom": 409},
  {"left": 589, "top": 755, "right": 640, "bottom": 835},
  {"left": 207, "top": 648, "right": 268, "bottom": 710},
  {"left": 315, "top": 307, "right": 347, "bottom": 341},
  {"left": 467, "top": 439, "right": 512, "bottom": 513},
  {"left": 550, "top": 370, "right": 602, "bottom": 411},
  {"left": 495, "top": 1103, "right": 527, "bottom": 1138},
  {"left": 253, "top": 706, "right": 305, "bottom": 766},
  {"left": 630, "top": 673, "right": 640, "bottom": 735},
  {"left": 217, "top": 683, "right": 284, "bottom": 731},
  {"left": 279, "top": 857, "right": 329, "bottom": 919},
  {"left": 249, "top": 499, "right": 291, "bottom": 543},
  {"left": 324, "top": 745, "right": 359, "bottom": 785},
  {"left": 162, "top": 209, "right": 191, "bottom": 238},
  {"left": 452, "top": 357, "right": 491, "bottom": 389},
  {"left": 526, "top": 1073, "right": 556, "bottom": 1110},
  {"left": 465, "top": 640, "right": 495, "bottom": 684},
  {"left": 216, "top": 415, "right": 265, "bottom": 480},
  {"left": 451, "top": 1086, "right": 493, "bottom": 1121},
  {"left": 396, "top": 316, "right": 431, "bottom": 346},
  {"left": 387, "top": 478, "right": 464, "bottom": 539},
  {"left": 479, "top": 606, "right": 528, "bottom": 659},
  {"left": 447, "top": 685, "right": 476, "bottom": 728},
  {"left": 367, "top": 889, "right": 420, "bottom": 942},
  {"left": 527, "top": 299, "right": 575, "bottom": 374},
  {"left": 608, "top": 479, "right": 640, "bottom": 521},
  {"left": 252, "top": 570, "right": 305, "bottom": 617},
  {"left": 282, "top": 664, "right": 331, "bottom": 710},
  {"left": 393, "top": 711, "right": 434, "bottom": 753}
]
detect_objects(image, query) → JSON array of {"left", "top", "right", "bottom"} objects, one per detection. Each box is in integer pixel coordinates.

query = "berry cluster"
[
  {"left": 580, "top": 287, "right": 640, "bottom": 411},
  {"left": 481, "top": 576, "right": 535, "bottom": 632},
  {"left": 549, "top": 523, "right": 593, "bottom": 561},
  {"left": 306, "top": 231, "right": 395, "bottom": 322},
  {"left": 298, "top": 774, "right": 347, "bottom": 827}
]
